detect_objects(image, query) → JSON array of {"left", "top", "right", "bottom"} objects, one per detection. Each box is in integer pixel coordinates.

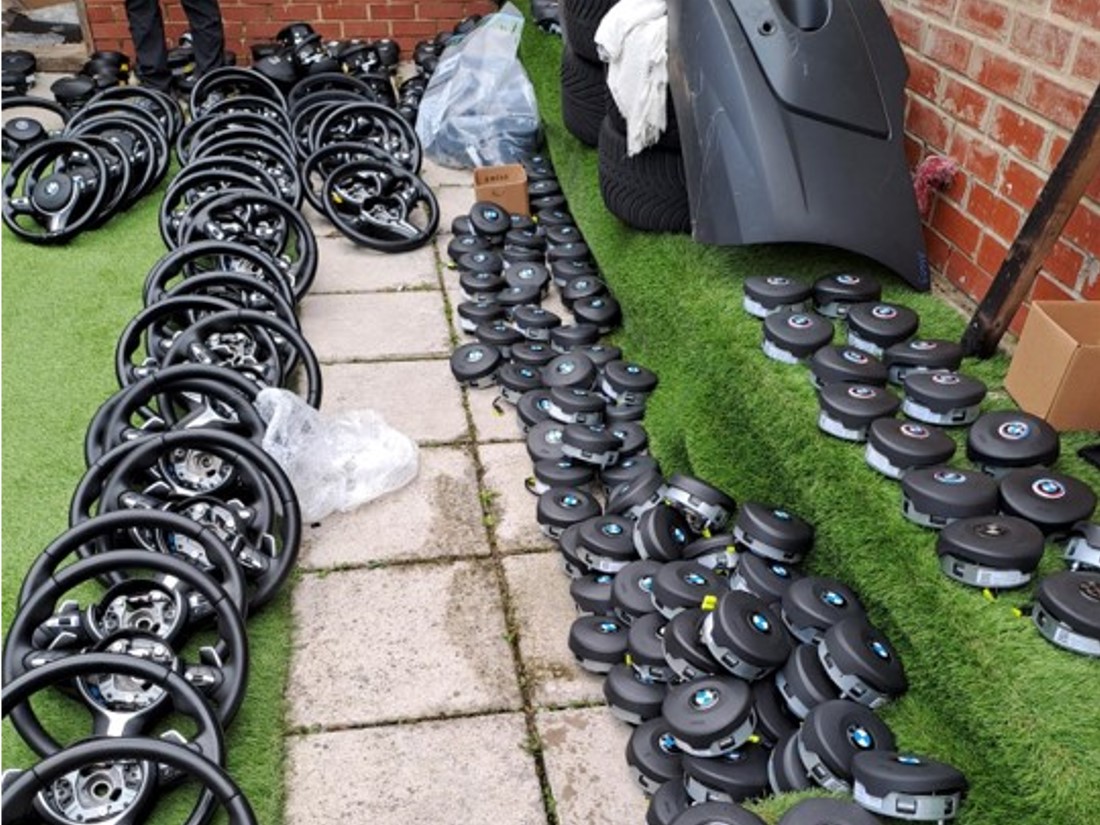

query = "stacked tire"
[
  {"left": 561, "top": 0, "right": 691, "bottom": 233},
  {"left": 560, "top": 0, "right": 616, "bottom": 146}
]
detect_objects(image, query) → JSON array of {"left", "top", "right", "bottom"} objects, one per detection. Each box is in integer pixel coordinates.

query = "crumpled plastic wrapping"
[
  {"left": 414, "top": 2, "right": 542, "bottom": 168},
  {"left": 256, "top": 388, "right": 419, "bottom": 523}
]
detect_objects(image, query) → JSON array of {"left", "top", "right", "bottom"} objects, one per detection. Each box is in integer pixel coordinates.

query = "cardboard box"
[
  {"left": 1005, "top": 300, "right": 1100, "bottom": 431},
  {"left": 474, "top": 164, "right": 529, "bottom": 216}
]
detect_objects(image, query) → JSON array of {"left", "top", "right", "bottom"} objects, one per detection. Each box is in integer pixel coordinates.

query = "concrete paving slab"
[
  {"left": 468, "top": 386, "right": 526, "bottom": 443},
  {"left": 320, "top": 360, "right": 468, "bottom": 444},
  {"left": 422, "top": 158, "right": 476, "bottom": 189},
  {"left": 286, "top": 713, "right": 546, "bottom": 825},
  {"left": 300, "top": 291, "right": 451, "bottom": 362},
  {"left": 310, "top": 235, "right": 439, "bottom": 294},
  {"left": 537, "top": 707, "right": 648, "bottom": 825},
  {"left": 503, "top": 552, "right": 606, "bottom": 707},
  {"left": 301, "top": 446, "right": 487, "bottom": 569},
  {"left": 289, "top": 560, "right": 520, "bottom": 727},
  {"left": 479, "top": 442, "right": 555, "bottom": 552},
  {"left": 437, "top": 185, "right": 474, "bottom": 236}
]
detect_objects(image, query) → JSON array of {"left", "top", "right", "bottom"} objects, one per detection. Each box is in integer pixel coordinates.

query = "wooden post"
[{"left": 960, "top": 82, "right": 1100, "bottom": 358}]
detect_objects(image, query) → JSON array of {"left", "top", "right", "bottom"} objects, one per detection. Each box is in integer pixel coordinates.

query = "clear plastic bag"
[
  {"left": 415, "top": 2, "right": 542, "bottom": 168},
  {"left": 256, "top": 388, "right": 419, "bottom": 523}
]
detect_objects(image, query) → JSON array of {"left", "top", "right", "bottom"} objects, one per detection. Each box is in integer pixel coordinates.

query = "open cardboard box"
[
  {"left": 474, "top": 164, "right": 529, "bottom": 216},
  {"left": 1005, "top": 300, "right": 1100, "bottom": 431}
]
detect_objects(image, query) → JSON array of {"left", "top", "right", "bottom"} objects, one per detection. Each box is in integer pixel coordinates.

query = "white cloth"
[{"left": 595, "top": 0, "right": 669, "bottom": 156}]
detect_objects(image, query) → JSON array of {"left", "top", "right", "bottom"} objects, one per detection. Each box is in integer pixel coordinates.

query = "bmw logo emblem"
[
  {"left": 788, "top": 314, "right": 813, "bottom": 329},
  {"left": 519, "top": 267, "right": 534, "bottom": 277},
  {"left": 771, "top": 564, "right": 791, "bottom": 578},
  {"left": 639, "top": 576, "right": 654, "bottom": 593},
  {"left": 574, "top": 279, "right": 589, "bottom": 289},
  {"left": 750, "top": 613, "right": 771, "bottom": 633},
  {"left": 842, "top": 349, "right": 869, "bottom": 364},
  {"left": 773, "top": 509, "right": 791, "bottom": 520},
  {"left": 897, "top": 755, "right": 922, "bottom": 765},
  {"left": 1032, "top": 478, "right": 1066, "bottom": 500},
  {"left": 836, "top": 274, "right": 861, "bottom": 285},
  {"left": 562, "top": 494, "right": 580, "bottom": 508},
  {"left": 484, "top": 208, "right": 499, "bottom": 219},
  {"left": 934, "top": 470, "right": 966, "bottom": 485},
  {"left": 998, "top": 421, "right": 1031, "bottom": 441},
  {"left": 691, "top": 688, "right": 721, "bottom": 710},
  {"left": 848, "top": 726, "right": 874, "bottom": 749},
  {"left": 466, "top": 349, "right": 485, "bottom": 363},
  {"left": 590, "top": 299, "right": 605, "bottom": 308},
  {"left": 684, "top": 572, "right": 708, "bottom": 587},
  {"left": 976, "top": 522, "right": 1007, "bottom": 538},
  {"left": 598, "top": 621, "right": 619, "bottom": 634},
  {"left": 869, "top": 640, "right": 891, "bottom": 660},
  {"left": 910, "top": 340, "right": 937, "bottom": 350},
  {"left": 546, "top": 429, "right": 562, "bottom": 444},
  {"left": 848, "top": 386, "right": 876, "bottom": 399},
  {"left": 871, "top": 305, "right": 898, "bottom": 319},
  {"left": 725, "top": 749, "right": 747, "bottom": 762},
  {"left": 658, "top": 733, "right": 681, "bottom": 754},
  {"left": 821, "top": 590, "right": 847, "bottom": 607},
  {"left": 672, "top": 527, "right": 687, "bottom": 544},
  {"left": 520, "top": 368, "right": 535, "bottom": 378},
  {"left": 596, "top": 574, "right": 613, "bottom": 584},
  {"left": 626, "top": 364, "right": 641, "bottom": 374},
  {"left": 900, "top": 423, "right": 929, "bottom": 439},
  {"left": 45, "top": 181, "right": 60, "bottom": 195},
  {"left": 537, "top": 398, "right": 551, "bottom": 411},
  {"left": 932, "top": 373, "right": 960, "bottom": 385},
  {"left": 766, "top": 276, "right": 791, "bottom": 285},
  {"left": 556, "top": 361, "right": 576, "bottom": 375},
  {"left": 601, "top": 523, "right": 624, "bottom": 536}
]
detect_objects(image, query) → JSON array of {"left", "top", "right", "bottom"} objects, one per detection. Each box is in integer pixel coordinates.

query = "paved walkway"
[{"left": 286, "top": 161, "right": 645, "bottom": 824}]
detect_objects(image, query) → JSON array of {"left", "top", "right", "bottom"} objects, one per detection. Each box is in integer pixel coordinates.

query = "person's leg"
[
  {"left": 180, "top": 0, "right": 226, "bottom": 76},
  {"left": 124, "top": 0, "right": 171, "bottom": 90}
]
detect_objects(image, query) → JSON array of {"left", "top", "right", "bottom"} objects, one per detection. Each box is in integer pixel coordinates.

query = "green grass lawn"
[
  {"left": 517, "top": 6, "right": 1100, "bottom": 823},
  {"left": 1, "top": 192, "right": 291, "bottom": 823}
]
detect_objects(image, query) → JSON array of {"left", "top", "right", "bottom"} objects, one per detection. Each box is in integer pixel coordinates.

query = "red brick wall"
[
  {"left": 86, "top": 1, "right": 496, "bottom": 64},
  {"left": 884, "top": 0, "right": 1099, "bottom": 333}
]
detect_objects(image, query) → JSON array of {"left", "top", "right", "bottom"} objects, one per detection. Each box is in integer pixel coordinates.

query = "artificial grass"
[
  {"left": 518, "top": 9, "right": 1100, "bottom": 825},
  {"left": 1, "top": 191, "right": 291, "bottom": 823}
]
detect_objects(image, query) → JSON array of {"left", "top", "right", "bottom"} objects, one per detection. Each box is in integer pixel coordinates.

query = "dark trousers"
[{"left": 125, "top": 0, "right": 225, "bottom": 89}]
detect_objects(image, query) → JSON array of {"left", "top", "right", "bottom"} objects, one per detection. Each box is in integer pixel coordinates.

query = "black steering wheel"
[
  {"left": 70, "top": 431, "right": 302, "bottom": 612},
  {"left": 322, "top": 157, "right": 438, "bottom": 253},
  {"left": 2, "top": 137, "right": 108, "bottom": 243},
  {"left": 84, "top": 363, "right": 266, "bottom": 466},
  {"left": 0, "top": 737, "right": 256, "bottom": 825}
]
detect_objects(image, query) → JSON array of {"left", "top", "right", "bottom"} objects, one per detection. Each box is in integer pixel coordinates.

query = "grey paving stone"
[
  {"left": 289, "top": 560, "right": 520, "bottom": 727},
  {"left": 311, "top": 235, "right": 439, "bottom": 293},
  {"left": 437, "top": 184, "right": 474, "bottom": 236},
  {"left": 286, "top": 714, "right": 546, "bottom": 825},
  {"left": 479, "top": 441, "right": 555, "bottom": 552},
  {"left": 320, "top": 360, "right": 468, "bottom": 444},
  {"left": 537, "top": 707, "right": 648, "bottom": 825},
  {"left": 300, "top": 291, "right": 451, "bottom": 362},
  {"left": 301, "top": 446, "right": 487, "bottom": 569},
  {"left": 422, "top": 158, "right": 476, "bottom": 189},
  {"left": 468, "top": 385, "right": 526, "bottom": 443},
  {"left": 503, "top": 552, "right": 605, "bottom": 707}
]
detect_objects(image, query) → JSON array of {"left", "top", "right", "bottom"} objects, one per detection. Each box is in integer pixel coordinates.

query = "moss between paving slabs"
[
  {"left": 1, "top": 193, "right": 290, "bottom": 823},
  {"left": 518, "top": 8, "right": 1100, "bottom": 824}
]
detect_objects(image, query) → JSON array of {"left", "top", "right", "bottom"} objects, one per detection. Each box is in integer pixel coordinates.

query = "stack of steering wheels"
[
  {"left": 2, "top": 86, "right": 179, "bottom": 244},
  {"left": 171, "top": 65, "right": 437, "bottom": 254},
  {"left": 1, "top": 75, "right": 343, "bottom": 825}
]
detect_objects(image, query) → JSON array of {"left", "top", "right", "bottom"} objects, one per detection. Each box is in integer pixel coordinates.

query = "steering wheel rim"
[
  {"left": 84, "top": 363, "right": 266, "bottom": 466},
  {"left": 190, "top": 67, "right": 287, "bottom": 119},
  {"left": 0, "top": 737, "right": 256, "bottom": 825},
  {"left": 142, "top": 240, "right": 299, "bottom": 308}
]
